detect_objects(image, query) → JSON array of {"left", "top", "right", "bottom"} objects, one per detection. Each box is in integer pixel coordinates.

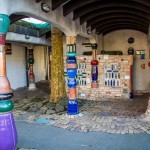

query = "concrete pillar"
[
  {"left": 66, "top": 36, "right": 79, "bottom": 115},
  {"left": 28, "top": 48, "right": 36, "bottom": 90},
  {"left": 91, "top": 44, "right": 99, "bottom": 88},
  {"left": 0, "top": 14, "right": 18, "bottom": 150}
]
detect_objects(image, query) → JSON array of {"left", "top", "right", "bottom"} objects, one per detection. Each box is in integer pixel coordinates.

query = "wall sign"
[
  {"left": 141, "top": 54, "right": 145, "bottom": 59},
  {"left": 125, "top": 76, "right": 130, "bottom": 80},
  {"left": 141, "top": 64, "right": 145, "bottom": 69},
  {"left": 136, "top": 50, "right": 145, "bottom": 59},
  {"left": 136, "top": 50, "right": 145, "bottom": 55},
  {"left": 104, "top": 55, "right": 108, "bottom": 60}
]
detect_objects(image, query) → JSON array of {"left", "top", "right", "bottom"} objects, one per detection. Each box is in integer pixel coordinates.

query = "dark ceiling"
[
  {"left": 10, "top": 0, "right": 150, "bottom": 35},
  {"left": 52, "top": 0, "right": 150, "bottom": 35}
]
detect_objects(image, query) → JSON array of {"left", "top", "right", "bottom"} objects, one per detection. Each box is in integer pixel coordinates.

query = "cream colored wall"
[
  {"left": 6, "top": 31, "right": 149, "bottom": 92},
  {"left": 63, "top": 35, "right": 92, "bottom": 56},
  {"left": 6, "top": 35, "right": 89, "bottom": 89},
  {"left": 103, "top": 30, "right": 150, "bottom": 92},
  {"left": 34, "top": 46, "right": 46, "bottom": 82},
  {"left": 6, "top": 45, "right": 47, "bottom": 89},
  {"left": 6, "top": 44, "right": 26, "bottom": 89}
]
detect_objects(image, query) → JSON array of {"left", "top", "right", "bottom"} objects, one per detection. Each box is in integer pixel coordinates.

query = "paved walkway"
[
  {"left": 13, "top": 81, "right": 150, "bottom": 135},
  {"left": 16, "top": 121, "right": 150, "bottom": 150},
  {"left": 13, "top": 81, "right": 150, "bottom": 149},
  {"left": 14, "top": 109, "right": 150, "bottom": 135}
]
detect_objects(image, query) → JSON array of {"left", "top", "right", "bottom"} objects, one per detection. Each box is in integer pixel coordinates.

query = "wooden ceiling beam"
[
  {"left": 96, "top": 24, "right": 148, "bottom": 34},
  {"left": 35, "top": 0, "right": 42, "bottom": 3},
  {"left": 86, "top": 13, "right": 149, "bottom": 28},
  {"left": 102, "top": 27, "right": 148, "bottom": 35},
  {"left": 91, "top": 20, "right": 149, "bottom": 30},
  {"left": 73, "top": 1, "right": 150, "bottom": 20},
  {"left": 9, "top": 14, "right": 28, "bottom": 24},
  {"left": 91, "top": 19, "right": 148, "bottom": 31},
  {"left": 52, "top": 0, "right": 71, "bottom": 11},
  {"left": 63, "top": 0, "right": 94, "bottom": 16},
  {"left": 64, "top": 0, "right": 150, "bottom": 17},
  {"left": 80, "top": 7, "right": 150, "bottom": 25}
]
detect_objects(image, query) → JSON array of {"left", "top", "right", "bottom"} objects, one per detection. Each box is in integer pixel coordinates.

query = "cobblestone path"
[{"left": 13, "top": 81, "right": 150, "bottom": 137}]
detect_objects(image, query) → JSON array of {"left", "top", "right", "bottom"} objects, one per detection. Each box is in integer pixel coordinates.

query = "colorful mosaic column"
[
  {"left": 91, "top": 44, "right": 99, "bottom": 88},
  {"left": 28, "top": 48, "right": 36, "bottom": 90},
  {"left": 0, "top": 14, "right": 18, "bottom": 150},
  {"left": 66, "top": 36, "right": 79, "bottom": 115}
]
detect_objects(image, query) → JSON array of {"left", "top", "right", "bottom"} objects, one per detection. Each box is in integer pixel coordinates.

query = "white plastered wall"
[
  {"left": 6, "top": 44, "right": 47, "bottom": 89},
  {"left": 33, "top": 46, "right": 46, "bottom": 82},
  {"left": 6, "top": 43, "right": 26, "bottom": 89},
  {"left": 103, "top": 30, "right": 150, "bottom": 92}
]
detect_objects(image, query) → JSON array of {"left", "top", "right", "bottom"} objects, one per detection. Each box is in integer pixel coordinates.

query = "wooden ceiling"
[
  {"left": 52, "top": 0, "right": 150, "bottom": 35},
  {"left": 10, "top": 0, "right": 150, "bottom": 35}
]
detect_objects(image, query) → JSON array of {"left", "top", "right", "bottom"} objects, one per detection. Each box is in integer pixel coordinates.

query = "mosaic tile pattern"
[{"left": 64, "top": 61, "right": 87, "bottom": 86}]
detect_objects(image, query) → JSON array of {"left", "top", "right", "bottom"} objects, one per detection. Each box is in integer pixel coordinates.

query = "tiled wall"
[{"left": 64, "top": 55, "right": 133, "bottom": 101}]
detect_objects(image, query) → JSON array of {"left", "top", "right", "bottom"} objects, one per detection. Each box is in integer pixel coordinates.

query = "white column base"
[{"left": 29, "top": 83, "right": 36, "bottom": 90}]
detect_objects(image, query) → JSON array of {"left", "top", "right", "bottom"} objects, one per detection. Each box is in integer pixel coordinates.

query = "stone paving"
[{"left": 13, "top": 81, "right": 150, "bottom": 136}]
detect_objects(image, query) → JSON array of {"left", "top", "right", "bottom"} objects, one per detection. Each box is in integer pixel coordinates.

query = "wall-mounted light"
[
  {"left": 25, "top": 35, "right": 30, "bottom": 39},
  {"left": 41, "top": 3, "right": 50, "bottom": 13}
]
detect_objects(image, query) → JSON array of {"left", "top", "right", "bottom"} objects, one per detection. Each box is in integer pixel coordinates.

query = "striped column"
[
  {"left": 28, "top": 48, "right": 36, "bottom": 90},
  {"left": 66, "top": 36, "right": 79, "bottom": 115},
  {"left": 91, "top": 44, "right": 99, "bottom": 88},
  {"left": 0, "top": 14, "right": 18, "bottom": 150}
]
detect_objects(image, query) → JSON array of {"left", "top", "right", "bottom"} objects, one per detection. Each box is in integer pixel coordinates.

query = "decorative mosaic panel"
[
  {"left": 64, "top": 61, "right": 87, "bottom": 86},
  {"left": 77, "top": 62, "right": 86, "bottom": 86},
  {"left": 104, "top": 63, "right": 121, "bottom": 87}
]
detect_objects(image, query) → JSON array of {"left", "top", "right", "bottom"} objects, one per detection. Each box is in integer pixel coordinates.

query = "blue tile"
[{"left": 35, "top": 118, "right": 51, "bottom": 124}]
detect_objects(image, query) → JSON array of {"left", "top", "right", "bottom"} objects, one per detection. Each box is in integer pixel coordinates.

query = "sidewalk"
[{"left": 16, "top": 121, "right": 150, "bottom": 150}]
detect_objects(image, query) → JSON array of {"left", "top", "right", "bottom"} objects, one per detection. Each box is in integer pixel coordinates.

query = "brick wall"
[{"left": 64, "top": 55, "right": 133, "bottom": 100}]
